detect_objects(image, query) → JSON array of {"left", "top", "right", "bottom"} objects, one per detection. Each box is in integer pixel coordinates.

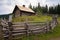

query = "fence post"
[
  {"left": 45, "top": 25, "right": 48, "bottom": 33},
  {"left": 25, "top": 23, "right": 29, "bottom": 37},
  {"left": 52, "top": 15, "right": 58, "bottom": 25},
  {"left": 8, "top": 22, "right": 13, "bottom": 40},
  {"left": 48, "top": 22, "right": 52, "bottom": 32},
  {"left": 54, "top": 16, "right": 58, "bottom": 25},
  {"left": 0, "top": 20, "right": 4, "bottom": 40}
]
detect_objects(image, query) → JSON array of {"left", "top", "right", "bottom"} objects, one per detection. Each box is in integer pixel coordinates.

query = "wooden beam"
[{"left": 8, "top": 22, "right": 13, "bottom": 40}]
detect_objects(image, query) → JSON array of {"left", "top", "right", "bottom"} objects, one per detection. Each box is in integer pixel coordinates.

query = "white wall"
[{"left": 9, "top": 15, "right": 12, "bottom": 22}]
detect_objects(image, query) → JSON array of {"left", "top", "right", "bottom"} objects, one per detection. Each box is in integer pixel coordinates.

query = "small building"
[{"left": 13, "top": 5, "right": 35, "bottom": 17}]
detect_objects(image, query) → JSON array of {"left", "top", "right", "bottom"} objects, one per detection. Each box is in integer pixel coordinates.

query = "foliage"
[
  {"left": 29, "top": 3, "right": 60, "bottom": 15},
  {"left": 30, "top": 3, "right": 48, "bottom": 15},
  {"left": 41, "top": 5, "right": 48, "bottom": 14},
  {"left": 48, "top": 4, "right": 60, "bottom": 15},
  {"left": 12, "top": 15, "right": 52, "bottom": 22},
  {"left": 0, "top": 14, "right": 9, "bottom": 19},
  {"left": 29, "top": 3, "right": 33, "bottom": 9}
]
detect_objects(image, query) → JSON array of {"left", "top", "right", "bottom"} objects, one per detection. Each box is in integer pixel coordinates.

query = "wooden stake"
[
  {"left": 0, "top": 20, "right": 4, "bottom": 40},
  {"left": 8, "top": 22, "right": 13, "bottom": 40}
]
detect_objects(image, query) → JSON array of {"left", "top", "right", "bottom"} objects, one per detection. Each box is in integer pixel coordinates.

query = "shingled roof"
[{"left": 16, "top": 5, "right": 35, "bottom": 13}]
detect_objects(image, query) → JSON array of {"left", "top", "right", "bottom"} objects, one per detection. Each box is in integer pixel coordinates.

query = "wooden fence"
[{"left": 0, "top": 17, "right": 58, "bottom": 40}]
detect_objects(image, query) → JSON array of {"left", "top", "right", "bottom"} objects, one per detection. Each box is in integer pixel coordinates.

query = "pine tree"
[
  {"left": 29, "top": 3, "right": 32, "bottom": 9},
  {"left": 45, "top": 5, "right": 48, "bottom": 13}
]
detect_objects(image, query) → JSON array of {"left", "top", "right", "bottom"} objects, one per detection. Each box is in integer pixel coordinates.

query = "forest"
[{"left": 29, "top": 3, "right": 60, "bottom": 15}]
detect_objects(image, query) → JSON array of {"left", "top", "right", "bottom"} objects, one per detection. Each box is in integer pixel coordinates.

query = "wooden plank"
[{"left": 12, "top": 25, "right": 25, "bottom": 27}]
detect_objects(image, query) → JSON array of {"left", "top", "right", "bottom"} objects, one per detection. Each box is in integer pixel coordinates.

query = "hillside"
[{"left": 12, "top": 15, "right": 52, "bottom": 22}]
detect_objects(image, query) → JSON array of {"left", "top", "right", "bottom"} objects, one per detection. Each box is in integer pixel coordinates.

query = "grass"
[
  {"left": 58, "top": 16, "right": 60, "bottom": 23},
  {"left": 12, "top": 15, "right": 52, "bottom": 22}
]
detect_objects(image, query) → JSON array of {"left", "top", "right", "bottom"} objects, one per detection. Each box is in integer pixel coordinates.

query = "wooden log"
[
  {"left": 24, "top": 23, "right": 29, "bottom": 37},
  {"left": 0, "top": 20, "right": 4, "bottom": 40},
  {"left": 8, "top": 22, "right": 13, "bottom": 40},
  {"left": 48, "top": 22, "right": 53, "bottom": 32}
]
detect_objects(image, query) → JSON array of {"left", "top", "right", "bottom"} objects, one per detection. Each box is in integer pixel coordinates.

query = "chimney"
[{"left": 23, "top": 5, "right": 25, "bottom": 7}]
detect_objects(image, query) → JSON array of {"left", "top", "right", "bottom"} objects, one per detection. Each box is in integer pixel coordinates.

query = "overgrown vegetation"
[{"left": 12, "top": 15, "right": 52, "bottom": 22}]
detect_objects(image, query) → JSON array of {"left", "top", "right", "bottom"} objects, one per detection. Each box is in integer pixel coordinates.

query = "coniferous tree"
[
  {"left": 29, "top": 3, "right": 60, "bottom": 15},
  {"left": 49, "top": 7, "right": 54, "bottom": 14},
  {"left": 45, "top": 5, "right": 48, "bottom": 13},
  {"left": 48, "top": 4, "right": 60, "bottom": 15},
  {"left": 29, "top": 3, "right": 32, "bottom": 9},
  {"left": 38, "top": 3, "right": 41, "bottom": 8},
  {"left": 57, "top": 4, "right": 60, "bottom": 14}
]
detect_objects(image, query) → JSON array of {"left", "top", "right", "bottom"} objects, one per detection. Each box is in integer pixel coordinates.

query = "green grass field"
[
  {"left": 12, "top": 15, "right": 52, "bottom": 22},
  {"left": 58, "top": 16, "right": 60, "bottom": 23}
]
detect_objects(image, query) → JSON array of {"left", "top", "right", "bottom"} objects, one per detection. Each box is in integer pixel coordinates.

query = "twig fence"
[{"left": 0, "top": 17, "right": 58, "bottom": 40}]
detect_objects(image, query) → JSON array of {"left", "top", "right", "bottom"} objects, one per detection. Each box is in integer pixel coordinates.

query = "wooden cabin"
[{"left": 13, "top": 5, "right": 35, "bottom": 17}]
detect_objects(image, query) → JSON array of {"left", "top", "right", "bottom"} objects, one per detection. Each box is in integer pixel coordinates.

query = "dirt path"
[{"left": 49, "top": 37, "right": 60, "bottom": 40}]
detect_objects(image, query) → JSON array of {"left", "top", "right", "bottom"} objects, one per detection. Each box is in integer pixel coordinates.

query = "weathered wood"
[
  {"left": 24, "top": 23, "right": 29, "bottom": 37},
  {"left": 8, "top": 22, "right": 13, "bottom": 40},
  {"left": 0, "top": 20, "right": 4, "bottom": 40},
  {"left": 1, "top": 17, "right": 58, "bottom": 40}
]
